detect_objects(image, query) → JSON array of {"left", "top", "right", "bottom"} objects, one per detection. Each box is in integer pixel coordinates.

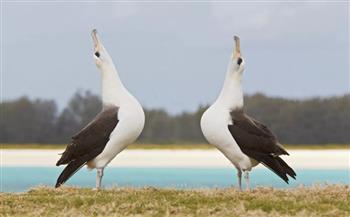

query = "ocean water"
[{"left": 2, "top": 167, "right": 349, "bottom": 192}]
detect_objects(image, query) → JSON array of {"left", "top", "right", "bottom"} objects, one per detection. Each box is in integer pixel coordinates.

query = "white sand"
[{"left": 1, "top": 149, "right": 349, "bottom": 169}]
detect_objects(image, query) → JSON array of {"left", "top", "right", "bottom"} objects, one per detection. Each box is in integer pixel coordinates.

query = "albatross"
[
  {"left": 200, "top": 36, "right": 296, "bottom": 190},
  {"left": 55, "top": 29, "right": 145, "bottom": 189}
]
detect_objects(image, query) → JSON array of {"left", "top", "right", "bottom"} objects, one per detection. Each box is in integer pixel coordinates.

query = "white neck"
[
  {"left": 100, "top": 64, "right": 129, "bottom": 106},
  {"left": 215, "top": 62, "right": 243, "bottom": 110}
]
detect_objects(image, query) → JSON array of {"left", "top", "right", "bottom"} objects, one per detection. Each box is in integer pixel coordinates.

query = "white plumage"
[
  {"left": 201, "top": 36, "right": 295, "bottom": 190},
  {"left": 87, "top": 30, "right": 145, "bottom": 170},
  {"left": 56, "top": 29, "right": 144, "bottom": 189}
]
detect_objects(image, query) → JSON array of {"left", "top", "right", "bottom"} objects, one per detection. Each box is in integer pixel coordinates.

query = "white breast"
[
  {"left": 88, "top": 101, "right": 145, "bottom": 169},
  {"left": 200, "top": 105, "right": 253, "bottom": 170}
]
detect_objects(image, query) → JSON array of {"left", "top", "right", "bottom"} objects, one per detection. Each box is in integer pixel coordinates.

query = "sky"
[{"left": 2, "top": 1, "right": 349, "bottom": 114}]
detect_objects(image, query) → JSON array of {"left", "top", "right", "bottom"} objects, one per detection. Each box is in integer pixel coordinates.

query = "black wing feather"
[
  {"left": 228, "top": 110, "right": 296, "bottom": 183},
  {"left": 55, "top": 106, "right": 119, "bottom": 187}
]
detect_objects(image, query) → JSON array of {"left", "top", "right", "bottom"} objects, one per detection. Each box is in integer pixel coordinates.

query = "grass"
[
  {"left": 1, "top": 185, "right": 349, "bottom": 217},
  {"left": 1, "top": 143, "right": 349, "bottom": 150}
]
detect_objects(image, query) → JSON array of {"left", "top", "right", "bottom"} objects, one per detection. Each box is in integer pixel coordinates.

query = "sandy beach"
[{"left": 2, "top": 149, "right": 349, "bottom": 169}]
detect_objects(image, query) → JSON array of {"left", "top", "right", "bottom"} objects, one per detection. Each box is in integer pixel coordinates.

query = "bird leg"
[
  {"left": 96, "top": 168, "right": 104, "bottom": 189},
  {"left": 244, "top": 170, "right": 250, "bottom": 191},
  {"left": 237, "top": 170, "right": 242, "bottom": 191}
]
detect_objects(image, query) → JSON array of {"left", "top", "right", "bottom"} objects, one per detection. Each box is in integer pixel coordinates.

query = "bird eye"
[
  {"left": 95, "top": 52, "right": 100, "bottom": 57},
  {"left": 237, "top": 57, "right": 243, "bottom": 65}
]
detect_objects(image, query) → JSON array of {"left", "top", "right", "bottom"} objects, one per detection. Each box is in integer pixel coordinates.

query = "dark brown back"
[{"left": 56, "top": 106, "right": 119, "bottom": 166}]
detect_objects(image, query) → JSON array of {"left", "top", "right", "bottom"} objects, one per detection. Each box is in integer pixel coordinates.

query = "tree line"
[{"left": 1, "top": 91, "right": 349, "bottom": 145}]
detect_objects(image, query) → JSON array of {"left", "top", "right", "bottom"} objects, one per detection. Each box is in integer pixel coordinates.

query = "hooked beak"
[
  {"left": 233, "top": 35, "right": 241, "bottom": 59},
  {"left": 91, "top": 29, "right": 101, "bottom": 51}
]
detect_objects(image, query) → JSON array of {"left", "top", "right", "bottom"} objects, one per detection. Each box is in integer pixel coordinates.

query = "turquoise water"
[{"left": 2, "top": 167, "right": 349, "bottom": 192}]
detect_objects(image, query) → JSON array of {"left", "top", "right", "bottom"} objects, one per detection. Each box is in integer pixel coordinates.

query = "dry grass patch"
[{"left": 1, "top": 185, "right": 349, "bottom": 217}]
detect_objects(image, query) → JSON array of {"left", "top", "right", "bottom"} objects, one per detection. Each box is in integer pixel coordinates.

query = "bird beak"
[
  {"left": 91, "top": 29, "right": 101, "bottom": 50},
  {"left": 233, "top": 35, "right": 241, "bottom": 59}
]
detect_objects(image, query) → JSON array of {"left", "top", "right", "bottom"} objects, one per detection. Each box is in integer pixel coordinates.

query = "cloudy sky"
[{"left": 2, "top": 1, "right": 349, "bottom": 113}]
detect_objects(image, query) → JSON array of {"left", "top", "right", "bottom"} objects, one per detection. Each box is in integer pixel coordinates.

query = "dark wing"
[
  {"left": 55, "top": 106, "right": 119, "bottom": 187},
  {"left": 228, "top": 111, "right": 296, "bottom": 183}
]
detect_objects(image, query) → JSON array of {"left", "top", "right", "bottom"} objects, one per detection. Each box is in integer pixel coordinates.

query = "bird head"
[
  {"left": 231, "top": 35, "right": 245, "bottom": 74},
  {"left": 91, "top": 29, "right": 113, "bottom": 70}
]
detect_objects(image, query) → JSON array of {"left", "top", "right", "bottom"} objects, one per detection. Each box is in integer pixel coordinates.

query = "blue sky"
[{"left": 2, "top": 1, "right": 349, "bottom": 113}]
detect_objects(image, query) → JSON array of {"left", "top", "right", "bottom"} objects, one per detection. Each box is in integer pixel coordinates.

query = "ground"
[{"left": 1, "top": 185, "right": 349, "bottom": 217}]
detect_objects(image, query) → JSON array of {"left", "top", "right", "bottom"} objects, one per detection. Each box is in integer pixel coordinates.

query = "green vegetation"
[
  {"left": 1, "top": 143, "right": 349, "bottom": 150},
  {"left": 1, "top": 185, "right": 349, "bottom": 217},
  {"left": 1, "top": 91, "right": 350, "bottom": 145}
]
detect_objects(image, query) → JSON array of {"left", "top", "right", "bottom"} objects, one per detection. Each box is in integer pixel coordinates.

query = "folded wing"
[
  {"left": 228, "top": 110, "right": 296, "bottom": 183},
  {"left": 55, "top": 106, "right": 119, "bottom": 187}
]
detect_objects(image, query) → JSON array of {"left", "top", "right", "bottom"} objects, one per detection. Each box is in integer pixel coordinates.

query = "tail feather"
[
  {"left": 276, "top": 143, "right": 289, "bottom": 156},
  {"left": 55, "top": 147, "right": 103, "bottom": 188},
  {"left": 260, "top": 155, "right": 289, "bottom": 183},
  {"left": 246, "top": 151, "right": 296, "bottom": 184},
  {"left": 276, "top": 157, "right": 297, "bottom": 179},
  {"left": 55, "top": 158, "right": 86, "bottom": 188},
  {"left": 56, "top": 146, "right": 74, "bottom": 166}
]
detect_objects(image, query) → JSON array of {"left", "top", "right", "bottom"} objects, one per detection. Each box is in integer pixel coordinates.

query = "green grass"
[
  {"left": 1, "top": 185, "right": 349, "bottom": 217},
  {"left": 1, "top": 143, "right": 349, "bottom": 150}
]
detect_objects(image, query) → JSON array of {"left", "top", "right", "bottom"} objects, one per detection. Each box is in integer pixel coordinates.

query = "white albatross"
[
  {"left": 200, "top": 36, "right": 296, "bottom": 190},
  {"left": 55, "top": 29, "right": 145, "bottom": 189}
]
